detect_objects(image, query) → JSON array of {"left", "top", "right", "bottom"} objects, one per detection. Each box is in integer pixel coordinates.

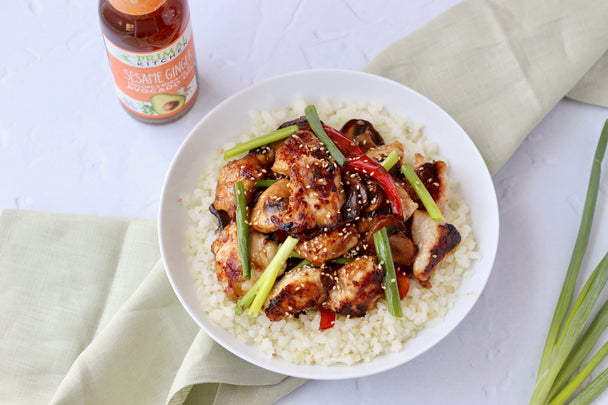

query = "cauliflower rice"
[{"left": 180, "top": 100, "right": 479, "bottom": 366}]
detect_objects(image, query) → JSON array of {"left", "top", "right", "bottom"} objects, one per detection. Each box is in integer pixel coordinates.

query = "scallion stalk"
[
  {"left": 568, "top": 367, "right": 608, "bottom": 405},
  {"left": 248, "top": 236, "right": 299, "bottom": 317},
  {"left": 401, "top": 163, "right": 444, "bottom": 222},
  {"left": 304, "top": 105, "right": 347, "bottom": 167},
  {"left": 381, "top": 150, "right": 399, "bottom": 171},
  {"left": 530, "top": 119, "right": 608, "bottom": 404},
  {"left": 234, "top": 181, "right": 251, "bottom": 280},
  {"left": 549, "top": 299, "right": 608, "bottom": 400},
  {"left": 223, "top": 125, "right": 298, "bottom": 160},
  {"left": 373, "top": 227, "right": 402, "bottom": 317},
  {"left": 254, "top": 179, "right": 278, "bottom": 188}
]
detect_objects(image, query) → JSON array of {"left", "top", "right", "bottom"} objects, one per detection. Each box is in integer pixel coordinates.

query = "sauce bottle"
[{"left": 99, "top": 0, "right": 198, "bottom": 124}]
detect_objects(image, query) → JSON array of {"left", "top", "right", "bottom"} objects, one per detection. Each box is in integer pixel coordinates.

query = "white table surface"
[{"left": 2, "top": 1, "right": 608, "bottom": 404}]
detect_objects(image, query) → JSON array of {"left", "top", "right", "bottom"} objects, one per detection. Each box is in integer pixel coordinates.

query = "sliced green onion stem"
[
  {"left": 304, "top": 105, "right": 347, "bottom": 167},
  {"left": 224, "top": 125, "right": 298, "bottom": 160},
  {"left": 568, "top": 367, "right": 608, "bottom": 405},
  {"left": 530, "top": 119, "right": 608, "bottom": 405},
  {"left": 332, "top": 257, "right": 353, "bottom": 265},
  {"left": 234, "top": 181, "right": 251, "bottom": 280},
  {"left": 548, "top": 253, "right": 608, "bottom": 405},
  {"left": 373, "top": 227, "right": 402, "bottom": 317},
  {"left": 401, "top": 163, "right": 444, "bottom": 222},
  {"left": 248, "top": 236, "right": 299, "bottom": 317},
  {"left": 381, "top": 150, "right": 399, "bottom": 171},
  {"left": 254, "top": 179, "right": 278, "bottom": 188},
  {"left": 549, "top": 299, "right": 608, "bottom": 400}
]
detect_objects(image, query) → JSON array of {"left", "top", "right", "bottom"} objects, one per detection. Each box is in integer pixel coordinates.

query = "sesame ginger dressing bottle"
[{"left": 99, "top": 0, "right": 199, "bottom": 123}]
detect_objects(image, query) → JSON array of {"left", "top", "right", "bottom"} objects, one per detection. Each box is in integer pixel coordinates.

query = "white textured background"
[{"left": 2, "top": 1, "right": 608, "bottom": 404}]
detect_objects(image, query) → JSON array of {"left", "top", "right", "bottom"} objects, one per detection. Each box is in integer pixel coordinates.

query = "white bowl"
[{"left": 159, "top": 69, "right": 499, "bottom": 380}]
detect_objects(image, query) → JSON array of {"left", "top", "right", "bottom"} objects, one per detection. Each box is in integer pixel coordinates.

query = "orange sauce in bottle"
[{"left": 99, "top": 0, "right": 198, "bottom": 124}]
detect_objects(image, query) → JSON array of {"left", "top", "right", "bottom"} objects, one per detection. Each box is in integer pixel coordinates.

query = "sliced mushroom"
[
  {"left": 249, "top": 178, "right": 290, "bottom": 233},
  {"left": 411, "top": 210, "right": 461, "bottom": 283},
  {"left": 341, "top": 174, "right": 368, "bottom": 221},
  {"left": 362, "top": 179, "right": 384, "bottom": 212},
  {"left": 209, "top": 204, "right": 231, "bottom": 230},
  {"left": 364, "top": 214, "right": 417, "bottom": 266},
  {"left": 278, "top": 115, "right": 310, "bottom": 129},
  {"left": 340, "top": 119, "right": 385, "bottom": 152}
]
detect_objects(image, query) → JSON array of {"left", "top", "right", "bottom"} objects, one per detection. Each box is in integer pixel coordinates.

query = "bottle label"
[{"left": 103, "top": 19, "right": 198, "bottom": 119}]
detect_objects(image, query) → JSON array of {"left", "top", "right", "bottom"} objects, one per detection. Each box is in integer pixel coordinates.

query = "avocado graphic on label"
[{"left": 150, "top": 93, "right": 186, "bottom": 115}]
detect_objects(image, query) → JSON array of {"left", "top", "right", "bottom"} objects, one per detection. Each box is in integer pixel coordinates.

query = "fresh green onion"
[
  {"left": 547, "top": 253, "right": 608, "bottom": 405},
  {"left": 290, "top": 250, "right": 305, "bottom": 259},
  {"left": 234, "top": 181, "right": 251, "bottom": 280},
  {"left": 304, "top": 105, "right": 347, "bottom": 167},
  {"left": 254, "top": 179, "right": 278, "bottom": 188},
  {"left": 234, "top": 276, "right": 261, "bottom": 315},
  {"left": 530, "top": 119, "right": 608, "bottom": 405},
  {"left": 549, "top": 299, "right": 608, "bottom": 400},
  {"left": 568, "top": 367, "right": 608, "bottom": 405},
  {"left": 332, "top": 257, "right": 354, "bottom": 265},
  {"left": 401, "top": 163, "right": 444, "bottom": 222},
  {"left": 223, "top": 125, "right": 298, "bottom": 160},
  {"left": 373, "top": 227, "right": 402, "bottom": 317},
  {"left": 248, "top": 236, "right": 299, "bottom": 317},
  {"left": 381, "top": 150, "right": 399, "bottom": 171}
]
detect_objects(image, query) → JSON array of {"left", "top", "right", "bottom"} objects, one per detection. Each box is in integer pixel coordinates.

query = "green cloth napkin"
[
  {"left": 0, "top": 210, "right": 304, "bottom": 405},
  {"left": 3, "top": 1, "right": 608, "bottom": 404},
  {"left": 363, "top": 0, "right": 608, "bottom": 175}
]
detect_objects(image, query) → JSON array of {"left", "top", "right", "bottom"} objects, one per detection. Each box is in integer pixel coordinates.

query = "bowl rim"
[{"left": 158, "top": 68, "right": 499, "bottom": 379}]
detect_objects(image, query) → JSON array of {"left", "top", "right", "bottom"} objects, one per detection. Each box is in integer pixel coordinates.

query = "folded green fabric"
[
  {"left": 0, "top": 210, "right": 304, "bottom": 405},
  {"left": 3, "top": 1, "right": 608, "bottom": 405},
  {"left": 363, "top": 0, "right": 608, "bottom": 174}
]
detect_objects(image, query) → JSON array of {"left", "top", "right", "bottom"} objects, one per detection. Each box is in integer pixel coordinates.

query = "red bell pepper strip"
[
  {"left": 319, "top": 307, "right": 336, "bottom": 331},
  {"left": 301, "top": 124, "right": 403, "bottom": 217},
  {"left": 396, "top": 271, "right": 410, "bottom": 300}
]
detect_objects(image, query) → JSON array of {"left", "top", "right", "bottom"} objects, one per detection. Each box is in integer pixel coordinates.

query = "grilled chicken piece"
[
  {"left": 249, "top": 178, "right": 290, "bottom": 233},
  {"left": 271, "top": 129, "right": 330, "bottom": 176},
  {"left": 395, "top": 182, "right": 418, "bottom": 221},
  {"left": 272, "top": 155, "right": 345, "bottom": 234},
  {"left": 366, "top": 141, "right": 404, "bottom": 164},
  {"left": 213, "top": 151, "right": 273, "bottom": 218},
  {"left": 294, "top": 224, "right": 359, "bottom": 266},
  {"left": 324, "top": 256, "right": 384, "bottom": 317},
  {"left": 411, "top": 210, "right": 461, "bottom": 283},
  {"left": 211, "top": 222, "right": 279, "bottom": 299},
  {"left": 409, "top": 153, "right": 449, "bottom": 213},
  {"left": 264, "top": 265, "right": 327, "bottom": 321}
]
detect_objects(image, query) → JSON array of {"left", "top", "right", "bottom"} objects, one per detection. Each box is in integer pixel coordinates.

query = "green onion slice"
[
  {"left": 224, "top": 125, "right": 298, "bottom": 160},
  {"left": 304, "top": 105, "right": 347, "bottom": 167},
  {"left": 381, "top": 150, "right": 399, "bottom": 171},
  {"left": 254, "top": 179, "right": 278, "bottom": 188},
  {"left": 248, "top": 236, "right": 299, "bottom": 317},
  {"left": 234, "top": 181, "right": 251, "bottom": 280},
  {"left": 373, "top": 227, "right": 402, "bottom": 317},
  {"left": 401, "top": 163, "right": 444, "bottom": 222}
]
